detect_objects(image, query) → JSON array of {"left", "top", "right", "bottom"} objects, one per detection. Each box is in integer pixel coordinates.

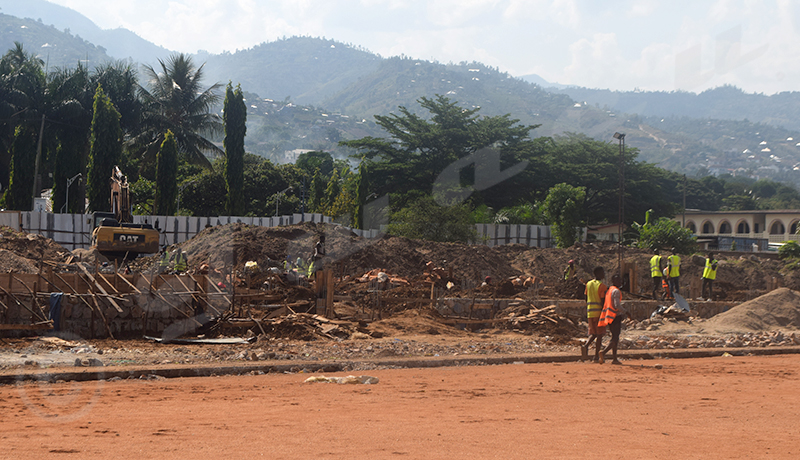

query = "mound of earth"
[
  {"left": 0, "top": 226, "right": 71, "bottom": 266},
  {"left": 703, "top": 288, "right": 800, "bottom": 333},
  {"left": 0, "top": 248, "right": 38, "bottom": 273}
]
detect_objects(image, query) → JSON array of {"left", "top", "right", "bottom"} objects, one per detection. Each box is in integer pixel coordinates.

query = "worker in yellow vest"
[
  {"left": 157, "top": 247, "right": 171, "bottom": 274},
  {"left": 701, "top": 252, "right": 718, "bottom": 300},
  {"left": 173, "top": 248, "right": 188, "bottom": 274},
  {"left": 649, "top": 249, "right": 662, "bottom": 299},
  {"left": 563, "top": 259, "right": 576, "bottom": 280},
  {"left": 666, "top": 248, "right": 681, "bottom": 296},
  {"left": 580, "top": 266, "right": 607, "bottom": 362}
]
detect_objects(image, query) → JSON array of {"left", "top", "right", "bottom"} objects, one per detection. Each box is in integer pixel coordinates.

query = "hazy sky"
[{"left": 46, "top": 0, "right": 800, "bottom": 94}]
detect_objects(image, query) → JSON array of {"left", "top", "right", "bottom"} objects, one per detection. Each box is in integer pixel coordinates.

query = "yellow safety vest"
[
  {"left": 649, "top": 255, "right": 662, "bottom": 278},
  {"left": 667, "top": 255, "right": 680, "bottom": 278},
  {"left": 174, "top": 253, "right": 187, "bottom": 272},
  {"left": 564, "top": 265, "right": 574, "bottom": 280},
  {"left": 585, "top": 279, "right": 607, "bottom": 319},
  {"left": 703, "top": 258, "right": 718, "bottom": 280}
]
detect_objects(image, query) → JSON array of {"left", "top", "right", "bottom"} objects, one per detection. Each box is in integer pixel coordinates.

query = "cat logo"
[{"left": 114, "top": 234, "right": 143, "bottom": 243}]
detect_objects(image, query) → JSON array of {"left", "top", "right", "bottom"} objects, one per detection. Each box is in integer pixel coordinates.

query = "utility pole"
[
  {"left": 613, "top": 132, "right": 625, "bottom": 278},
  {"left": 31, "top": 114, "right": 46, "bottom": 211},
  {"left": 682, "top": 174, "right": 687, "bottom": 227}
]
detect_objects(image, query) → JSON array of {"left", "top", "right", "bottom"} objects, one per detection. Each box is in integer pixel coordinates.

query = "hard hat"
[
  {"left": 484, "top": 276, "right": 492, "bottom": 282},
  {"left": 568, "top": 260, "right": 574, "bottom": 264}
]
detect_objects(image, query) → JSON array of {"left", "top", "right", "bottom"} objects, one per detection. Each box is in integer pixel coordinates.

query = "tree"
[
  {"left": 778, "top": 241, "right": 800, "bottom": 259},
  {"left": 322, "top": 168, "right": 341, "bottom": 214},
  {"left": 223, "top": 82, "right": 246, "bottom": 215},
  {"left": 636, "top": 217, "right": 697, "bottom": 254},
  {"left": 308, "top": 169, "right": 326, "bottom": 213},
  {"left": 328, "top": 168, "right": 358, "bottom": 224},
  {"left": 354, "top": 160, "right": 369, "bottom": 229},
  {"left": 295, "top": 150, "right": 334, "bottom": 178},
  {"left": 542, "top": 183, "right": 586, "bottom": 248},
  {"left": 86, "top": 84, "right": 122, "bottom": 212},
  {"left": 388, "top": 195, "right": 476, "bottom": 243},
  {"left": 132, "top": 53, "right": 222, "bottom": 171},
  {"left": 2, "top": 125, "right": 37, "bottom": 210},
  {"left": 49, "top": 63, "right": 94, "bottom": 214},
  {"left": 154, "top": 130, "right": 179, "bottom": 215},
  {"left": 341, "top": 95, "right": 536, "bottom": 207},
  {"left": 0, "top": 43, "right": 45, "bottom": 210}
]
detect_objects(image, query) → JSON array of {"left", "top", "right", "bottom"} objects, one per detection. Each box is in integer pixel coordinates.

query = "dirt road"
[{"left": 2, "top": 355, "right": 798, "bottom": 459}]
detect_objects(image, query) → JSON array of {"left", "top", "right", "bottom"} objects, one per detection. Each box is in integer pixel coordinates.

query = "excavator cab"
[{"left": 90, "top": 167, "right": 160, "bottom": 259}]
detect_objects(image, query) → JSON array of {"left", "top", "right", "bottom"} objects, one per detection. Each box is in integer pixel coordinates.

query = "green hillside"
[
  {"left": 199, "top": 37, "right": 381, "bottom": 105},
  {"left": 0, "top": 13, "right": 112, "bottom": 68}
]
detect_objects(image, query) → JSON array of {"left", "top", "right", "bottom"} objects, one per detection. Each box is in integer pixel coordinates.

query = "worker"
[
  {"left": 581, "top": 266, "right": 607, "bottom": 362},
  {"left": 666, "top": 248, "right": 681, "bottom": 296},
  {"left": 649, "top": 249, "right": 662, "bottom": 299},
  {"left": 157, "top": 247, "right": 171, "bottom": 274},
  {"left": 701, "top": 252, "right": 718, "bottom": 301},
  {"left": 598, "top": 274, "right": 628, "bottom": 365},
  {"left": 174, "top": 248, "right": 188, "bottom": 273},
  {"left": 563, "top": 260, "right": 576, "bottom": 280},
  {"left": 662, "top": 267, "right": 672, "bottom": 300},
  {"left": 313, "top": 234, "right": 326, "bottom": 261}
]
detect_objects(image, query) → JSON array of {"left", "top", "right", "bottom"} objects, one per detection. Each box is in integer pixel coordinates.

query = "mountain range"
[{"left": 3, "top": 0, "right": 800, "bottom": 188}]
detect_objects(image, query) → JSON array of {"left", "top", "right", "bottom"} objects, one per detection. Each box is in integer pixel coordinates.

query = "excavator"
[{"left": 90, "top": 166, "right": 160, "bottom": 259}]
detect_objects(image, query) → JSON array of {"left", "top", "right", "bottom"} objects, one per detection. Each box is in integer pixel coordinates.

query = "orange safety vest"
[{"left": 598, "top": 286, "right": 620, "bottom": 327}]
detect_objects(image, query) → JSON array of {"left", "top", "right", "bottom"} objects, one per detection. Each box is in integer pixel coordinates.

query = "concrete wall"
[{"left": 0, "top": 211, "right": 556, "bottom": 249}]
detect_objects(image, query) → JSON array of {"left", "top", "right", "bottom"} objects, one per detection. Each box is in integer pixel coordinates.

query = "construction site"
[{"left": 0, "top": 219, "right": 799, "bottom": 368}]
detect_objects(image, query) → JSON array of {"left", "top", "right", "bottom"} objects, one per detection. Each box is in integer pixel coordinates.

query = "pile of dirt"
[
  {"left": 0, "top": 226, "right": 72, "bottom": 273},
  {"left": 703, "top": 288, "right": 800, "bottom": 332},
  {"left": 0, "top": 226, "right": 71, "bottom": 262}
]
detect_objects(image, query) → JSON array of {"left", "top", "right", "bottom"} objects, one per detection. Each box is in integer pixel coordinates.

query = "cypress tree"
[
  {"left": 155, "top": 130, "right": 179, "bottom": 215},
  {"left": 322, "top": 168, "right": 341, "bottom": 215},
  {"left": 2, "top": 126, "right": 38, "bottom": 210},
  {"left": 86, "top": 84, "right": 122, "bottom": 213},
  {"left": 223, "top": 82, "right": 246, "bottom": 215}
]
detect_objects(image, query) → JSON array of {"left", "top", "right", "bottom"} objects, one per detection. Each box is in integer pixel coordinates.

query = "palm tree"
[{"left": 131, "top": 53, "right": 223, "bottom": 169}]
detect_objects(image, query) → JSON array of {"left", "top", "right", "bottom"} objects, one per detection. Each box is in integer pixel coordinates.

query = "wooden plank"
[
  {"left": 116, "top": 273, "right": 141, "bottom": 294},
  {"left": 0, "top": 322, "right": 53, "bottom": 330},
  {"left": 78, "top": 264, "right": 123, "bottom": 313}
]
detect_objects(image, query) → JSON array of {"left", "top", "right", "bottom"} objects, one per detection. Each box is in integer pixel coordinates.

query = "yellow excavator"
[{"left": 91, "top": 166, "right": 160, "bottom": 259}]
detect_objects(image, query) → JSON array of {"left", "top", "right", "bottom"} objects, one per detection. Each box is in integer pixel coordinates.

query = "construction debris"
[{"left": 304, "top": 375, "right": 380, "bottom": 384}]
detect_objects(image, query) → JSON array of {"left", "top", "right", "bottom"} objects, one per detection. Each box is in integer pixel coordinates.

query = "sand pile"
[{"left": 703, "top": 288, "right": 800, "bottom": 332}]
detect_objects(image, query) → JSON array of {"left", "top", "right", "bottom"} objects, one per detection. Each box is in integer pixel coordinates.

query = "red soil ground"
[{"left": 2, "top": 354, "right": 798, "bottom": 459}]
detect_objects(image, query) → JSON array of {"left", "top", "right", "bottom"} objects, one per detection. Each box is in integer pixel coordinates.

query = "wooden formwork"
[{"left": 0, "top": 267, "right": 231, "bottom": 339}]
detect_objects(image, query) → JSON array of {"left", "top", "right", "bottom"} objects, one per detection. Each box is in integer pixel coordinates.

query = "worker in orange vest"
[
  {"left": 598, "top": 274, "right": 630, "bottom": 365},
  {"left": 580, "top": 266, "right": 607, "bottom": 362}
]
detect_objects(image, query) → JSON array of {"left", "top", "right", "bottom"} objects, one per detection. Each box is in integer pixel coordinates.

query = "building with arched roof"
[{"left": 674, "top": 210, "right": 800, "bottom": 250}]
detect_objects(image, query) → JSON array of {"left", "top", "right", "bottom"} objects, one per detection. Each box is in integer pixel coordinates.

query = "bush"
[
  {"left": 778, "top": 240, "right": 800, "bottom": 259},
  {"left": 388, "top": 196, "right": 476, "bottom": 243},
  {"left": 636, "top": 217, "right": 697, "bottom": 254}
]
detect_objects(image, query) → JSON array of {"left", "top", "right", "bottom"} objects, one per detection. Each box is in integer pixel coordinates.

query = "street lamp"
[
  {"left": 274, "top": 186, "right": 293, "bottom": 216},
  {"left": 613, "top": 132, "right": 625, "bottom": 278},
  {"left": 60, "top": 173, "right": 82, "bottom": 214}
]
